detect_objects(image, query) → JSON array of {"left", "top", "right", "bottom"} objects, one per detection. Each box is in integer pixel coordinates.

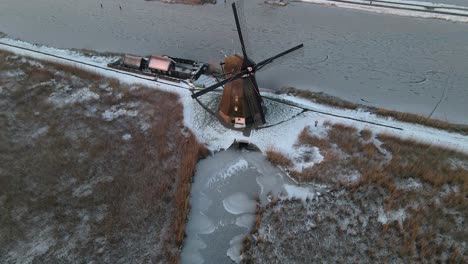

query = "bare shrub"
[
  {"left": 377, "top": 133, "right": 468, "bottom": 191},
  {"left": 266, "top": 146, "right": 292, "bottom": 167},
  {"left": 374, "top": 108, "right": 468, "bottom": 135},
  {"left": 296, "top": 126, "right": 330, "bottom": 149},
  {"left": 360, "top": 129, "right": 372, "bottom": 141}
]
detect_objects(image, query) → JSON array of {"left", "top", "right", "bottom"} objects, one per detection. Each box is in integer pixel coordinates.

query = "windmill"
[{"left": 191, "top": 1, "right": 304, "bottom": 129}]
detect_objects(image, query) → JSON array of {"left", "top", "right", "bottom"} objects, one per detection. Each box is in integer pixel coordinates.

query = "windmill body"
[{"left": 218, "top": 54, "right": 265, "bottom": 128}]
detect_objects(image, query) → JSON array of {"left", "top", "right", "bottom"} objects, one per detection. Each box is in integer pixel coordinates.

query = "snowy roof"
[{"left": 148, "top": 56, "right": 173, "bottom": 72}]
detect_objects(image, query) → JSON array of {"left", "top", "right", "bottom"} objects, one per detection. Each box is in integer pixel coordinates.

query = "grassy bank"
[
  {"left": 252, "top": 121, "right": 467, "bottom": 263},
  {"left": 279, "top": 87, "right": 468, "bottom": 135},
  {"left": 0, "top": 50, "right": 206, "bottom": 263}
]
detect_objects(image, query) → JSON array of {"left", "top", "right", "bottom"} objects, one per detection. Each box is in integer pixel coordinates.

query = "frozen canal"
[
  {"left": 0, "top": 0, "right": 467, "bottom": 124},
  {"left": 181, "top": 148, "right": 321, "bottom": 263}
]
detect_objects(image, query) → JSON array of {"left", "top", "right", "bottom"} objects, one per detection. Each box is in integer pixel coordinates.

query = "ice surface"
[
  {"left": 187, "top": 212, "right": 216, "bottom": 235},
  {"left": 206, "top": 159, "right": 249, "bottom": 187},
  {"left": 223, "top": 192, "right": 257, "bottom": 215},
  {"left": 235, "top": 214, "right": 256, "bottom": 229},
  {"left": 226, "top": 234, "right": 244, "bottom": 264},
  {"left": 180, "top": 235, "right": 206, "bottom": 264}
]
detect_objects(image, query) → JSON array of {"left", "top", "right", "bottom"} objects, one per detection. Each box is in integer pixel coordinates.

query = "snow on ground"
[
  {"left": 377, "top": 207, "right": 407, "bottom": 226},
  {"left": 298, "top": 0, "right": 468, "bottom": 23},
  {"left": 1, "top": 38, "right": 467, "bottom": 157},
  {"left": 101, "top": 104, "right": 139, "bottom": 122},
  {"left": 283, "top": 184, "right": 317, "bottom": 202},
  {"left": 48, "top": 86, "right": 100, "bottom": 108}
]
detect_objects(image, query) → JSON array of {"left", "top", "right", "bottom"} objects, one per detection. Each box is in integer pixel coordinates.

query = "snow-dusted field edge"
[
  {"left": 296, "top": 0, "right": 468, "bottom": 23},
  {"left": 1, "top": 38, "right": 467, "bottom": 156}
]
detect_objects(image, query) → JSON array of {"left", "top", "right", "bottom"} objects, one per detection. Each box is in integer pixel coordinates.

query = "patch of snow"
[
  {"left": 226, "top": 234, "right": 244, "bottom": 264},
  {"left": 339, "top": 171, "right": 361, "bottom": 183},
  {"left": 290, "top": 145, "right": 323, "bottom": 173},
  {"left": 98, "top": 83, "right": 112, "bottom": 92},
  {"left": 223, "top": 192, "right": 257, "bottom": 215},
  {"left": 122, "top": 133, "right": 132, "bottom": 141},
  {"left": 1, "top": 69, "right": 25, "bottom": 78},
  {"left": 448, "top": 158, "right": 468, "bottom": 170},
  {"left": 72, "top": 176, "right": 113, "bottom": 198},
  {"left": 49, "top": 87, "right": 99, "bottom": 107},
  {"left": 20, "top": 57, "right": 44, "bottom": 68},
  {"left": 7, "top": 226, "right": 56, "bottom": 264},
  {"left": 377, "top": 207, "right": 407, "bottom": 226},
  {"left": 31, "top": 126, "right": 49, "bottom": 139},
  {"left": 139, "top": 121, "right": 151, "bottom": 132},
  {"left": 396, "top": 177, "right": 423, "bottom": 191},
  {"left": 284, "top": 184, "right": 316, "bottom": 202},
  {"left": 102, "top": 104, "right": 138, "bottom": 122},
  {"left": 72, "top": 183, "right": 93, "bottom": 198}
]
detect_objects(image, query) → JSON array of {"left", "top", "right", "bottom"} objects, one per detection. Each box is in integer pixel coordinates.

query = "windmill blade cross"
[
  {"left": 191, "top": 69, "right": 247, "bottom": 98},
  {"left": 232, "top": 2, "right": 249, "bottom": 65},
  {"left": 254, "top": 44, "right": 304, "bottom": 72}
]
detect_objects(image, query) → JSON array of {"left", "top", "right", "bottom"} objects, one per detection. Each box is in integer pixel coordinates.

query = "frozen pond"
[
  {"left": 1, "top": 0, "right": 467, "bottom": 124},
  {"left": 181, "top": 148, "right": 322, "bottom": 263}
]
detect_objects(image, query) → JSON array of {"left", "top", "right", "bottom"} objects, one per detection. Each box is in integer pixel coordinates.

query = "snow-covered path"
[{"left": 1, "top": 39, "right": 466, "bottom": 154}]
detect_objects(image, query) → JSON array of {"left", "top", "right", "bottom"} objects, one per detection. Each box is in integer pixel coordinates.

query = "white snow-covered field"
[{"left": 1, "top": 38, "right": 466, "bottom": 156}]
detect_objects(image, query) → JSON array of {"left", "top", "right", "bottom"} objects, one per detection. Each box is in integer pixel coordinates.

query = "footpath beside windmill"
[{"left": 191, "top": 1, "right": 303, "bottom": 129}]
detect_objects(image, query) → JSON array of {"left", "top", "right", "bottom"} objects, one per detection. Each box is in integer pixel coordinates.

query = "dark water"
[{"left": 0, "top": 0, "right": 467, "bottom": 123}]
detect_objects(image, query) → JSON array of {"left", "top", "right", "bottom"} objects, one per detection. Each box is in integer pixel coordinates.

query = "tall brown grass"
[
  {"left": 374, "top": 108, "right": 468, "bottom": 135},
  {"left": 266, "top": 146, "right": 292, "bottom": 167},
  {"left": 280, "top": 87, "right": 358, "bottom": 110},
  {"left": 296, "top": 126, "right": 330, "bottom": 149},
  {"left": 377, "top": 133, "right": 468, "bottom": 193},
  {"left": 0, "top": 52, "right": 208, "bottom": 263}
]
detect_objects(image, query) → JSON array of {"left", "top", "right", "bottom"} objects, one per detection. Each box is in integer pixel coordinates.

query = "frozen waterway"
[
  {"left": 1, "top": 0, "right": 467, "bottom": 124},
  {"left": 181, "top": 148, "right": 322, "bottom": 263}
]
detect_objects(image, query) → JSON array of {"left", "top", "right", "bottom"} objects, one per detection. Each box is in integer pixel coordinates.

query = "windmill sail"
[{"left": 191, "top": 1, "right": 304, "bottom": 129}]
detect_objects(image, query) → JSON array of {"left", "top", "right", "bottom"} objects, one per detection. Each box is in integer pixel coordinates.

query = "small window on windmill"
[
  {"left": 234, "top": 117, "right": 246, "bottom": 128},
  {"left": 234, "top": 106, "right": 238, "bottom": 112},
  {"left": 235, "top": 96, "right": 239, "bottom": 102}
]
